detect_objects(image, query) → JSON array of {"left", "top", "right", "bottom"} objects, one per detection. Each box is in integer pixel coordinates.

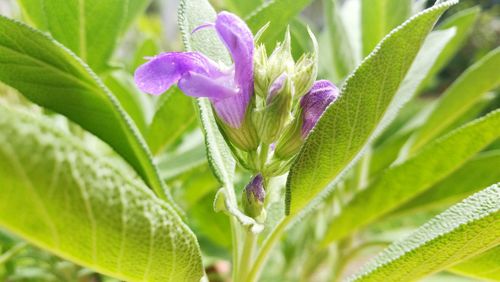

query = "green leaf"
[
  {"left": 245, "top": 0, "right": 313, "bottom": 50},
  {"left": 398, "top": 150, "right": 500, "bottom": 215},
  {"left": 0, "top": 105, "right": 203, "bottom": 282},
  {"left": 411, "top": 46, "right": 500, "bottom": 152},
  {"left": 350, "top": 184, "right": 500, "bottom": 282},
  {"left": 178, "top": 0, "right": 235, "bottom": 187},
  {"left": 322, "top": 109, "right": 500, "bottom": 244},
  {"left": 223, "top": 0, "right": 263, "bottom": 17},
  {"left": 147, "top": 87, "right": 196, "bottom": 155},
  {"left": 0, "top": 16, "right": 171, "bottom": 204},
  {"left": 103, "top": 71, "right": 152, "bottom": 136},
  {"left": 420, "top": 6, "right": 480, "bottom": 89},
  {"left": 17, "top": 0, "right": 127, "bottom": 73},
  {"left": 158, "top": 142, "right": 207, "bottom": 181},
  {"left": 286, "top": 1, "right": 457, "bottom": 216},
  {"left": 361, "top": 0, "right": 412, "bottom": 56},
  {"left": 450, "top": 246, "right": 500, "bottom": 281},
  {"left": 323, "top": 0, "right": 356, "bottom": 81},
  {"left": 122, "top": 0, "right": 152, "bottom": 34}
]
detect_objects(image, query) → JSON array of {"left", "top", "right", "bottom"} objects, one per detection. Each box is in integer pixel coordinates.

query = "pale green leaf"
[
  {"left": 158, "top": 143, "right": 207, "bottom": 181},
  {"left": 286, "top": 1, "right": 457, "bottom": 216},
  {"left": 398, "top": 150, "right": 500, "bottom": 215},
  {"left": 178, "top": 0, "right": 235, "bottom": 187},
  {"left": 17, "top": 0, "right": 127, "bottom": 73},
  {"left": 450, "top": 246, "right": 500, "bottom": 281},
  {"left": 411, "top": 46, "right": 500, "bottom": 152},
  {"left": 322, "top": 109, "right": 500, "bottom": 244},
  {"left": 420, "top": 6, "right": 480, "bottom": 89},
  {"left": 147, "top": 86, "right": 196, "bottom": 155},
  {"left": 245, "top": 0, "right": 313, "bottom": 50},
  {"left": 323, "top": 0, "right": 356, "bottom": 81},
  {"left": 350, "top": 183, "right": 500, "bottom": 282},
  {"left": 0, "top": 16, "right": 171, "bottom": 204},
  {"left": 361, "top": 0, "right": 412, "bottom": 56},
  {"left": 223, "top": 0, "right": 263, "bottom": 17},
  {"left": 0, "top": 105, "right": 203, "bottom": 282}
]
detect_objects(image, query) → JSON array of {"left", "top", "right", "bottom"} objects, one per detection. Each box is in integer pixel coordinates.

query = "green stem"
[
  {"left": 238, "top": 230, "right": 257, "bottom": 280},
  {"left": 245, "top": 216, "right": 292, "bottom": 282}
]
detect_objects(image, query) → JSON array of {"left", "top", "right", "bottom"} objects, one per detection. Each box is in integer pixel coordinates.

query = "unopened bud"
[
  {"left": 255, "top": 73, "right": 294, "bottom": 143},
  {"left": 274, "top": 80, "right": 338, "bottom": 159},
  {"left": 267, "top": 28, "right": 294, "bottom": 84},
  {"left": 242, "top": 174, "right": 266, "bottom": 222}
]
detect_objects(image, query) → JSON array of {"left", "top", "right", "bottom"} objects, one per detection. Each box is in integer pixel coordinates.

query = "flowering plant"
[{"left": 0, "top": 0, "right": 499, "bottom": 281}]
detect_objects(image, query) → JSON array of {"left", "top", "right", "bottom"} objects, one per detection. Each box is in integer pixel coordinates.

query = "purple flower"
[
  {"left": 242, "top": 174, "right": 266, "bottom": 219},
  {"left": 134, "top": 12, "right": 254, "bottom": 128},
  {"left": 300, "top": 80, "right": 339, "bottom": 138}
]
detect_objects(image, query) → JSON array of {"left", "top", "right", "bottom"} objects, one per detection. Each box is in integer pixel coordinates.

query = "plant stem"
[
  {"left": 238, "top": 230, "right": 257, "bottom": 281},
  {"left": 0, "top": 242, "right": 27, "bottom": 264},
  {"left": 245, "top": 216, "right": 292, "bottom": 282}
]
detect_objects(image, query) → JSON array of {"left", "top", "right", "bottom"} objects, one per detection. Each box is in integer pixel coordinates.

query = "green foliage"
[
  {"left": 286, "top": 1, "right": 457, "bottom": 216},
  {"left": 0, "top": 16, "right": 171, "bottom": 204},
  {"left": 323, "top": 109, "right": 500, "bottom": 243},
  {"left": 451, "top": 246, "right": 500, "bottom": 281},
  {"left": 351, "top": 183, "right": 500, "bottom": 281},
  {"left": 0, "top": 105, "right": 203, "bottom": 282}
]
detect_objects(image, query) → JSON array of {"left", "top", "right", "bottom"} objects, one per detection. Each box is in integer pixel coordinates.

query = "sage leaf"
[
  {"left": 350, "top": 183, "right": 500, "bottom": 282},
  {"left": 0, "top": 16, "right": 171, "bottom": 204},
  {"left": 286, "top": 1, "right": 457, "bottom": 216},
  {"left": 322, "top": 109, "right": 500, "bottom": 244},
  {"left": 0, "top": 105, "right": 203, "bottom": 282}
]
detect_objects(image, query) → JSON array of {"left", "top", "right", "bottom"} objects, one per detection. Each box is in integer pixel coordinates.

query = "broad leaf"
[
  {"left": 158, "top": 142, "right": 207, "bottom": 181},
  {"left": 0, "top": 105, "right": 203, "bottom": 282},
  {"left": 398, "top": 150, "right": 500, "bottom": 215},
  {"left": 350, "top": 183, "right": 500, "bottom": 282},
  {"left": 322, "top": 109, "right": 500, "bottom": 244},
  {"left": 286, "top": 1, "right": 457, "bottom": 216},
  {"left": 147, "top": 87, "right": 196, "bottom": 155},
  {"left": 411, "top": 46, "right": 500, "bottom": 151},
  {"left": 361, "top": 0, "right": 412, "bottom": 56},
  {"left": 178, "top": 0, "right": 236, "bottom": 187},
  {"left": 0, "top": 16, "right": 171, "bottom": 203},
  {"left": 17, "top": 0, "right": 127, "bottom": 73},
  {"left": 450, "top": 246, "right": 500, "bottom": 281},
  {"left": 245, "top": 0, "right": 313, "bottom": 50}
]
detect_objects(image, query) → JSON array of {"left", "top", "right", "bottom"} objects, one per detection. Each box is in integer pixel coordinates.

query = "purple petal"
[
  {"left": 300, "top": 80, "right": 339, "bottom": 138},
  {"left": 178, "top": 71, "right": 237, "bottom": 99},
  {"left": 245, "top": 174, "right": 265, "bottom": 203},
  {"left": 215, "top": 12, "right": 254, "bottom": 102},
  {"left": 134, "top": 52, "right": 221, "bottom": 95},
  {"left": 212, "top": 89, "right": 249, "bottom": 128},
  {"left": 267, "top": 73, "right": 287, "bottom": 103}
]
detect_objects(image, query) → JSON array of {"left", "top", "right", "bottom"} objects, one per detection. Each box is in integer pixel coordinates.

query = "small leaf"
[
  {"left": 0, "top": 16, "right": 171, "bottom": 204},
  {"left": 349, "top": 183, "right": 500, "bottom": 282},
  {"left": 245, "top": 0, "right": 313, "bottom": 50},
  {"left": 286, "top": 1, "right": 457, "bottom": 216},
  {"left": 450, "top": 246, "right": 500, "bottom": 281},
  {"left": 0, "top": 105, "right": 203, "bottom": 282},
  {"left": 223, "top": 0, "right": 263, "bottom": 17},
  {"left": 322, "top": 109, "right": 500, "bottom": 244},
  {"left": 411, "top": 46, "right": 500, "bottom": 151}
]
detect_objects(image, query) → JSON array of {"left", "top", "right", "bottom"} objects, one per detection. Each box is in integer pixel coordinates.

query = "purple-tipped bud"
[
  {"left": 274, "top": 80, "right": 338, "bottom": 160},
  {"left": 242, "top": 174, "right": 266, "bottom": 221},
  {"left": 300, "top": 80, "right": 339, "bottom": 138}
]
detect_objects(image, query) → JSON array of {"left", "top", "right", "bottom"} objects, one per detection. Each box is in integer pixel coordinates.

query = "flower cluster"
[{"left": 135, "top": 12, "right": 338, "bottom": 218}]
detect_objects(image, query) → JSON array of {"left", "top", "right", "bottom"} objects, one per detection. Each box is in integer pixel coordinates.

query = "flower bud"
[
  {"left": 292, "top": 27, "right": 318, "bottom": 97},
  {"left": 266, "top": 28, "right": 294, "bottom": 85},
  {"left": 255, "top": 73, "right": 294, "bottom": 144},
  {"left": 275, "top": 80, "right": 339, "bottom": 159},
  {"left": 242, "top": 174, "right": 266, "bottom": 222},
  {"left": 254, "top": 44, "right": 269, "bottom": 97}
]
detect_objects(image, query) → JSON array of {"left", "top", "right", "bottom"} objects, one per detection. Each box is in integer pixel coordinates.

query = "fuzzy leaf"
[
  {"left": 350, "top": 183, "right": 500, "bottom": 282},
  {"left": 0, "top": 105, "right": 203, "bottom": 282},
  {"left": 286, "top": 1, "right": 457, "bottom": 216}
]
